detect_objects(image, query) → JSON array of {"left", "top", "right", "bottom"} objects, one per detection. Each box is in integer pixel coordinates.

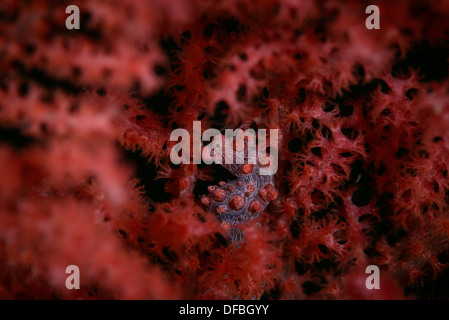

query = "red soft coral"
[{"left": 1, "top": 0, "right": 449, "bottom": 300}]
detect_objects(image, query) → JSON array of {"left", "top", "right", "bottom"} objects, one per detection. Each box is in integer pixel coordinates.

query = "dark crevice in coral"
[
  {"left": 351, "top": 188, "right": 371, "bottom": 207},
  {"left": 212, "top": 232, "right": 228, "bottom": 249},
  {"left": 203, "top": 23, "right": 219, "bottom": 38},
  {"left": 120, "top": 147, "right": 172, "bottom": 203},
  {"left": 11, "top": 63, "right": 86, "bottom": 95},
  {"left": 142, "top": 90, "right": 174, "bottom": 117},
  {"left": 334, "top": 78, "right": 396, "bottom": 106},
  {"left": 352, "top": 63, "right": 365, "bottom": 83},
  {"left": 302, "top": 281, "right": 323, "bottom": 295},
  {"left": 217, "top": 16, "right": 247, "bottom": 36},
  {"left": 313, "top": 258, "right": 337, "bottom": 272},
  {"left": 193, "top": 179, "right": 210, "bottom": 200},
  {"left": 348, "top": 160, "right": 367, "bottom": 185},
  {"left": 321, "top": 125, "right": 333, "bottom": 140},
  {"left": 70, "top": 12, "right": 103, "bottom": 42},
  {"left": 311, "top": 206, "right": 335, "bottom": 221},
  {"left": 385, "top": 228, "right": 407, "bottom": 247},
  {"left": 391, "top": 42, "right": 449, "bottom": 82},
  {"left": 322, "top": 101, "right": 335, "bottom": 112},
  {"left": 341, "top": 127, "right": 359, "bottom": 140},
  {"left": 288, "top": 138, "right": 303, "bottom": 153},
  {"left": 347, "top": 160, "right": 373, "bottom": 207},
  {"left": 0, "top": 126, "right": 37, "bottom": 149},
  {"left": 290, "top": 219, "right": 300, "bottom": 239},
  {"left": 405, "top": 266, "right": 449, "bottom": 299},
  {"left": 160, "top": 36, "right": 182, "bottom": 72},
  {"left": 210, "top": 100, "right": 230, "bottom": 128},
  {"left": 405, "top": 88, "right": 419, "bottom": 100},
  {"left": 295, "top": 260, "right": 307, "bottom": 275},
  {"left": 311, "top": 147, "right": 322, "bottom": 157},
  {"left": 260, "top": 286, "right": 280, "bottom": 300},
  {"left": 339, "top": 104, "right": 354, "bottom": 118},
  {"left": 203, "top": 62, "right": 217, "bottom": 80}
]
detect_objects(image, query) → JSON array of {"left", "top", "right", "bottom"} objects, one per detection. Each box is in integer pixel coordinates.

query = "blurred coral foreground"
[{"left": 1, "top": 0, "right": 449, "bottom": 300}]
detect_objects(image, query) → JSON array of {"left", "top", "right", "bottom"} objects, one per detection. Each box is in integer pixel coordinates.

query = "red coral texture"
[{"left": 1, "top": 0, "right": 449, "bottom": 299}]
